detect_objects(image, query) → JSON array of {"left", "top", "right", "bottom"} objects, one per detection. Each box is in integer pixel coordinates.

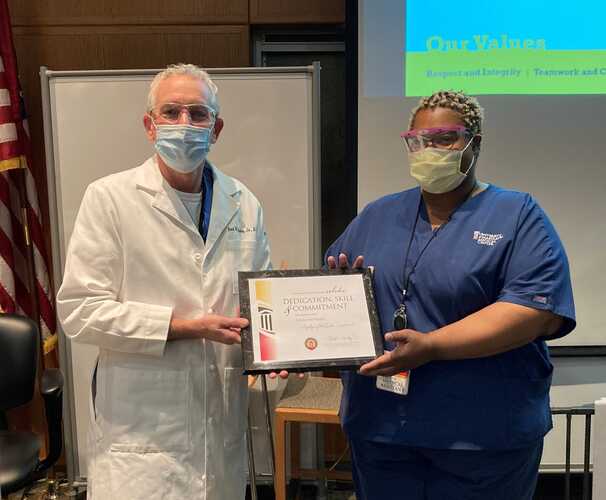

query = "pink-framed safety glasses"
[{"left": 400, "top": 125, "right": 471, "bottom": 153}]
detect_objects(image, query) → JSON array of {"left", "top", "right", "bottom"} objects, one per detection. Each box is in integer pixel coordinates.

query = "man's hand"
[
  {"left": 268, "top": 370, "right": 298, "bottom": 380},
  {"left": 169, "top": 314, "right": 248, "bottom": 345},
  {"left": 359, "top": 329, "right": 436, "bottom": 377}
]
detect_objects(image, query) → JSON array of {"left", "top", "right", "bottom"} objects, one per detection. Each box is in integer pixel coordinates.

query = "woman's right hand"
[{"left": 327, "top": 252, "right": 364, "bottom": 270}]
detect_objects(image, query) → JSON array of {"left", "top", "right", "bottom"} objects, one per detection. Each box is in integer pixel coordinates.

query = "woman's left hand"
[{"left": 359, "top": 329, "right": 437, "bottom": 377}]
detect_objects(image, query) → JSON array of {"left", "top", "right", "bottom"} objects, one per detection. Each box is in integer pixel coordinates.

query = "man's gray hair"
[{"left": 147, "top": 63, "right": 220, "bottom": 114}]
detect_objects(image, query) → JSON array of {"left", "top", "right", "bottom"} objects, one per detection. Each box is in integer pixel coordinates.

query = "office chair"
[{"left": 0, "top": 314, "right": 64, "bottom": 494}]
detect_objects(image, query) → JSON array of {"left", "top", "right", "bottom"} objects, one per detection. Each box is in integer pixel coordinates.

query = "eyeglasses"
[
  {"left": 153, "top": 102, "right": 216, "bottom": 126},
  {"left": 401, "top": 125, "right": 471, "bottom": 153}
]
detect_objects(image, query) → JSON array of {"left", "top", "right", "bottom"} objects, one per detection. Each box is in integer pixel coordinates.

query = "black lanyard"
[
  {"left": 401, "top": 196, "right": 440, "bottom": 300},
  {"left": 393, "top": 188, "right": 473, "bottom": 331}
]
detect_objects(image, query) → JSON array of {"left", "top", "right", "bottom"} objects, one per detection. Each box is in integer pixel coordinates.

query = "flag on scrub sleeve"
[{"left": 0, "top": 0, "right": 57, "bottom": 354}]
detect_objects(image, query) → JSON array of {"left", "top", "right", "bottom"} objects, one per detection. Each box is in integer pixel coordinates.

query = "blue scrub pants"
[{"left": 349, "top": 438, "right": 543, "bottom": 500}]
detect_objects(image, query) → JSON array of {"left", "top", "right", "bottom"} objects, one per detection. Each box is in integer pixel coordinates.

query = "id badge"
[
  {"left": 376, "top": 370, "right": 410, "bottom": 395},
  {"left": 375, "top": 349, "right": 410, "bottom": 395}
]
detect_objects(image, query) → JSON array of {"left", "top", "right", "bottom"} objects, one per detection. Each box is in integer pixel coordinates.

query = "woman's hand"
[
  {"left": 359, "top": 329, "right": 437, "bottom": 376},
  {"left": 327, "top": 253, "right": 364, "bottom": 270}
]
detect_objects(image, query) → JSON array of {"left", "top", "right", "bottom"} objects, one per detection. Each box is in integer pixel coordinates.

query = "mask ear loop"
[
  {"left": 148, "top": 113, "right": 159, "bottom": 132},
  {"left": 459, "top": 135, "right": 478, "bottom": 175}
]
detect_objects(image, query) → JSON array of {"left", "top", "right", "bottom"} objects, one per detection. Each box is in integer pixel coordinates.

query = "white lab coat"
[{"left": 57, "top": 157, "right": 271, "bottom": 500}]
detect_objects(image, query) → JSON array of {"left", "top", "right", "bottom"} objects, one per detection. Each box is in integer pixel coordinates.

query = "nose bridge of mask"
[
  {"left": 432, "top": 148, "right": 460, "bottom": 165},
  {"left": 157, "top": 123, "right": 212, "bottom": 143},
  {"left": 411, "top": 147, "right": 462, "bottom": 168}
]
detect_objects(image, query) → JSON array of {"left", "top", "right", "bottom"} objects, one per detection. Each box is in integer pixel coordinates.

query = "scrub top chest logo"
[{"left": 473, "top": 230, "right": 504, "bottom": 246}]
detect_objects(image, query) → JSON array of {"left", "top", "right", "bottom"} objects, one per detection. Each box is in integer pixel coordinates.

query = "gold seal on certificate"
[{"left": 238, "top": 269, "right": 383, "bottom": 374}]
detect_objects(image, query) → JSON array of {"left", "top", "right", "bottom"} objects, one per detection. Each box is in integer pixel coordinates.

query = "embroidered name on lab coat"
[{"left": 227, "top": 225, "right": 257, "bottom": 233}]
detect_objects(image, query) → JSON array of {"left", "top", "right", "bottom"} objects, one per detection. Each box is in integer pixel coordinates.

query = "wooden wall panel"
[
  {"left": 8, "top": 0, "right": 249, "bottom": 25},
  {"left": 250, "top": 0, "right": 345, "bottom": 24},
  {"left": 98, "top": 26, "right": 250, "bottom": 69}
]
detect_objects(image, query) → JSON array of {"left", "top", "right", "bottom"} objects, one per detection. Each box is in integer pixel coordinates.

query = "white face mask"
[{"left": 408, "top": 139, "right": 476, "bottom": 194}]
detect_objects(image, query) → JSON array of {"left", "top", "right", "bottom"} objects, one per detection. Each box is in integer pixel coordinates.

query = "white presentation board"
[{"left": 41, "top": 66, "right": 320, "bottom": 478}]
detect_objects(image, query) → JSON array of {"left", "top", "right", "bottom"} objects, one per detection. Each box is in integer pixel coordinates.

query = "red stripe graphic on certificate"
[{"left": 255, "top": 279, "right": 277, "bottom": 360}]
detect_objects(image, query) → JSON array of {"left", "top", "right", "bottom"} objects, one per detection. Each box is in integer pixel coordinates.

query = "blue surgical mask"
[{"left": 153, "top": 123, "right": 213, "bottom": 174}]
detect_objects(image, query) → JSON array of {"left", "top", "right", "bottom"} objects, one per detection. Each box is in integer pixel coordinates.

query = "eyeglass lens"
[{"left": 158, "top": 103, "right": 214, "bottom": 124}]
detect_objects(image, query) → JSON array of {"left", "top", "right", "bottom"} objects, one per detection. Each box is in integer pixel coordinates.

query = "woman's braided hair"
[{"left": 409, "top": 90, "right": 484, "bottom": 135}]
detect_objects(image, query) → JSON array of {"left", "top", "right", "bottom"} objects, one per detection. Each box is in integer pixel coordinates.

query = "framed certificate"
[{"left": 238, "top": 268, "right": 383, "bottom": 374}]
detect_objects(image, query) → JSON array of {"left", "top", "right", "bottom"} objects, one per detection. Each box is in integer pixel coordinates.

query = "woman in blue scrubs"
[{"left": 326, "top": 90, "right": 575, "bottom": 500}]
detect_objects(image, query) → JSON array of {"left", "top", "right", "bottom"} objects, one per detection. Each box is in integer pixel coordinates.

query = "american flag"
[{"left": 0, "top": 0, "right": 57, "bottom": 354}]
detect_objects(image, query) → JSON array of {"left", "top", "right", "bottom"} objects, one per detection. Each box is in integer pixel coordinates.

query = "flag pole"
[
  {"left": 11, "top": 163, "right": 50, "bottom": 459},
  {"left": 14, "top": 164, "right": 45, "bottom": 366}
]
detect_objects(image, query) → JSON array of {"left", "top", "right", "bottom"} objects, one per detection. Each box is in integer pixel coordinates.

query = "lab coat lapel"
[
  {"left": 151, "top": 189, "right": 201, "bottom": 238},
  {"left": 135, "top": 157, "right": 202, "bottom": 238}
]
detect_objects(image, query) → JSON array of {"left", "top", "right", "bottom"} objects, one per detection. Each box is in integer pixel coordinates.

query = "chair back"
[{"left": 0, "top": 314, "right": 39, "bottom": 411}]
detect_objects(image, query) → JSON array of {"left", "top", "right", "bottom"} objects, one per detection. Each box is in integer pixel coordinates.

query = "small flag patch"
[{"left": 532, "top": 295, "right": 548, "bottom": 304}]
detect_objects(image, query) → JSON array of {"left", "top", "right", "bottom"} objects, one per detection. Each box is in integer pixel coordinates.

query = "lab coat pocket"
[
  {"left": 226, "top": 238, "right": 258, "bottom": 256},
  {"left": 227, "top": 239, "right": 258, "bottom": 294},
  {"left": 223, "top": 367, "right": 248, "bottom": 472},
  {"left": 107, "top": 364, "right": 191, "bottom": 453},
  {"left": 227, "top": 236, "right": 258, "bottom": 249}
]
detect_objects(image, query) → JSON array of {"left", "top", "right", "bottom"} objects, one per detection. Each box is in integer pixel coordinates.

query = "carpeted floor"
[
  {"left": 6, "top": 472, "right": 591, "bottom": 499},
  {"left": 247, "top": 473, "right": 593, "bottom": 500}
]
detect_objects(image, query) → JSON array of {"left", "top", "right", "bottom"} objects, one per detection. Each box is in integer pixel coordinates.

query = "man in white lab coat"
[{"left": 57, "top": 63, "right": 271, "bottom": 499}]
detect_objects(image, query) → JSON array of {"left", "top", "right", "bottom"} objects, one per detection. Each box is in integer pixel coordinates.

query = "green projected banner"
[
  {"left": 405, "top": 3, "right": 606, "bottom": 96},
  {"left": 406, "top": 48, "right": 606, "bottom": 96}
]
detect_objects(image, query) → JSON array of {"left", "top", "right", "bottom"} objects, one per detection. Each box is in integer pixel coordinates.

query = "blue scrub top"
[{"left": 326, "top": 185, "right": 575, "bottom": 451}]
